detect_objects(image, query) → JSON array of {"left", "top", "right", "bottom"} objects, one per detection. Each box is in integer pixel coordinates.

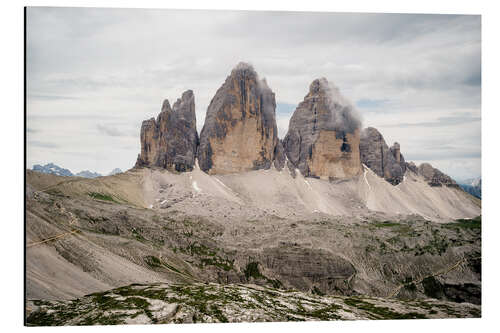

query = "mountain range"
[
  {"left": 31, "top": 163, "right": 122, "bottom": 178},
  {"left": 458, "top": 177, "right": 482, "bottom": 198}
]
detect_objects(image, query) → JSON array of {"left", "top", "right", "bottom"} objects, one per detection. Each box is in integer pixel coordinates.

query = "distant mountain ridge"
[
  {"left": 75, "top": 170, "right": 102, "bottom": 179},
  {"left": 32, "top": 163, "right": 73, "bottom": 177},
  {"left": 31, "top": 163, "right": 122, "bottom": 179},
  {"left": 108, "top": 168, "right": 123, "bottom": 176},
  {"left": 459, "top": 177, "right": 481, "bottom": 198}
]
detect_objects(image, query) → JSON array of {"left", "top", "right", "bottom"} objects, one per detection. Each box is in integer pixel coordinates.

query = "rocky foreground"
[{"left": 26, "top": 282, "right": 480, "bottom": 326}]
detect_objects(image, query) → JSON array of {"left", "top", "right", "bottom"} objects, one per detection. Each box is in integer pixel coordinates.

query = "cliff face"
[
  {"left": 136, "top": 90, "right": 198, "bottom": 172},
  {"left": 198, "top": 63, "right": 280, "bottom": 174},
  {"left": 359, "top": 127, "right": 406, "bottom": 185},
  {"left": 283, "top": 78, "right": 362, "bottom": 180}
]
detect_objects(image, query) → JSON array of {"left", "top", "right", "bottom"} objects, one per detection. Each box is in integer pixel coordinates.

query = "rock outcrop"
[
  {"left": 418, "top": 163, "right": 459, "bottom": 187},
  {"left": 135, "top": 90, "right": 198, "bottom": 172},
  {"left": 273, "top": 140, "right": 286, "bottom": 171},
  {"left": 283, "top": 78, "right": 362, "bottom": 180},
  {"left": 359, "top": 127, "right": 406, "bottom": 185},
  {"left": 359, "top": 129, "right": 459, "bottom": 187},
  {"left": 198, "top": 63, "right": 280, "bottom": 174}
]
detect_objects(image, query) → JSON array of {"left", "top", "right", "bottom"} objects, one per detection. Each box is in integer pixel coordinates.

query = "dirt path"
[
  {"left": 387, "top": 256, "right": 481, "bottom": 298},
  {"left": 26, "top": 229, "right": 81, "bottom": 248}
]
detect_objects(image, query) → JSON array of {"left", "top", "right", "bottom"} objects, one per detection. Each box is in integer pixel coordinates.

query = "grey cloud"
[
  {"left": 356, "top": 99, "right": 390, "bottom": 108},
  {"left": 384, "top": 114, "right": 480, "bottom": 128},
  {"left": 406, "top": 150, "right": 481, "bottom": 161},
  {"left": 217, "top": 12, "right": 478, "bottom": 46},
  {"left": 96, "top": 124, "right": 127, "bottom": 137},
  {"left": 28, "top": 140, "right": 58, "bottom": 149},
  {"left": 28, "top": 94, "right": 79, "bottom": 101},
  {"left": 463, "top": 71, "right": 481, "bottom": 86},
  {"left": 28, "top": 114, "right": 121, "bottom": 120}
]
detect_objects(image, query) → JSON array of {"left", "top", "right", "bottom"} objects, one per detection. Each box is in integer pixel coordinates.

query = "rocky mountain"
[
  {"left": 459, "top": 178, "right": 481, "bottom": 198},
  {"left": 462, "top": 177, "right": 481, "bottom": 187},
  {"left": 359, "top": 127, "right": 406, "bottom": 185},
  {"left": 417, "top": 163, "right": 459, "bottom": 188},
  {"left": 136, "top": 90, "right": 199, "bottom": 172},
  {"left": 198, "top": 62, "right": 280, "bottom": 174},
  {"left": 75, "top": 170, "right": 102, "bottom": 178},
  {"left": 132, "top": 63, "right": 463, "bottom": 191},
  {"left": 107, "top": 168, "right": 123, "bottom": 176},
  {"left": 32, "top": 163, "right": 73, "bottom": 177},
  {"left": 283, "top": 78, "right": 362, "bottom": 180},
  {"left": 31, "top": 163, "right": 104, "bottom": 178}
]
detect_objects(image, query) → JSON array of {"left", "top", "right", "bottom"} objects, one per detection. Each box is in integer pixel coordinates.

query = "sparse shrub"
[{"left": 88, "top": 192, "right": 117, "bottom": 202}]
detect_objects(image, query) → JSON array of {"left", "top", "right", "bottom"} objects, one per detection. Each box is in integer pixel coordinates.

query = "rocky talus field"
[{"left": 26, "top": 166, "right": 480, "bottom": 325}]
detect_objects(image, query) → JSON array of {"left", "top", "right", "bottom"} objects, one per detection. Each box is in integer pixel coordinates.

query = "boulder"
[
  {"left": 198, "top": 62, "right": 280, "bottom": 174},
  {"left": 283, "top": 78, "right": 362, "bottom": 180},
  {"left": 273, "top": 139, "right": 286, "bottom": 171}
]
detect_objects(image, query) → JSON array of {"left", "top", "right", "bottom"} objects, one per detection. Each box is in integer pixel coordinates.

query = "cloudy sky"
[{"left": 26, "top": 7, "right": 481, "bottom": 180}]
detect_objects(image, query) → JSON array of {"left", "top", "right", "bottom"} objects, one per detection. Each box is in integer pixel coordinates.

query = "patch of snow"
[
  {"left": 363, "top": 168, "right": 372, "bottom": 192},
  {"left": 192, "top": 181, "right": 201, "bottom": 193},
  {"left": 420, "top": 213, "right": 432, "bottom": 221}
]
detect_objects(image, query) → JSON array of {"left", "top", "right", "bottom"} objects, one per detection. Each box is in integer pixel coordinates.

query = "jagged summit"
[
  {"left": 133, "top": 63, "right": 463, "bottom": 189},
  {"left": 359, "top": 127, "right": 406, "bottom": 185},
  {"left": 283, "top": 78, "right": 362, "bottom": 180},
  {"left": 136, "top": 89, "right": 198, "bottom": 172},
  {"left": 197, "top": 63, "right": 280, "bottom": 174},
  {"left": 418, "top": 162, "right": 459, "bottom": 187},
  {"left": 32, "top": 163, "right": 73, "bottom": 177},
  {"left": 160, "top": 99, "right": 171, "bottom": 113}
]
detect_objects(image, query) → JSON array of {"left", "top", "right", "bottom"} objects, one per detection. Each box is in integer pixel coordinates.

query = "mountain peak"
[
  {"left": 32, "top": 163, "right": 73, "bottom": 177},
  {"left": 231, "top": 62, "right": 257, "bottom": 77},
  {"left": 136, "top": 90, "right": 198, "bottom": 172},
  {"left": 108, "top": 168, "right": 123, "bottom": 176},
  {"left": 198, "top": 63, "right": 280, "bottom": 174}
]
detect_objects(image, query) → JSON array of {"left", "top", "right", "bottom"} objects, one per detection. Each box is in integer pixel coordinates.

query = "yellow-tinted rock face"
[
  {"left": 207, "top": 117, "right": 274, "bottom": 174},
  {"left": 283, "top": 78, "right": 362, "bottom": 179},
  {"left": 138, "top": 118, "right": 160, "bottom": 166},
  {"left": 308, "top": 129, "right": 361, "bottom": 180},
  {"left": 198, "top": 63, "right": 279, "bottom": 174}
]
